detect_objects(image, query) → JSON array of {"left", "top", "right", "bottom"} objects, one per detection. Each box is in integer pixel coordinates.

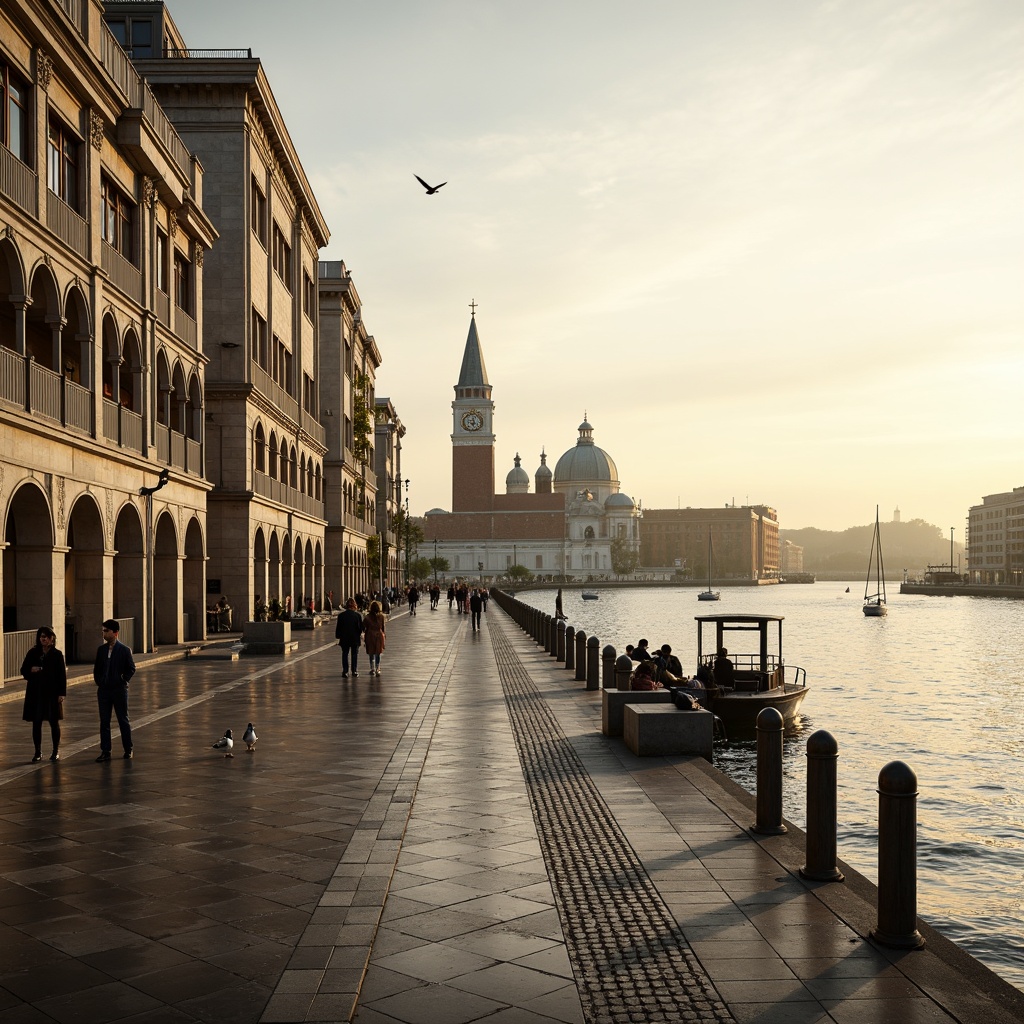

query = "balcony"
[
  {"left": 0, "top": 146, "right": 37, "bottom": 216},
  {"left": 154, "top": 422, "right": 202, "bottom": 475},
  {"left": 175, "top": 309, "right": 197, "bottom": 350},
  {"left": 252, "top": 470, "right": 324, "bottom": 519},
  {"left": 102, "top": 241, "right": 142, "bottom": 303},
  {"left": 251, "top": 361, "right": 298, "bottom": 423},
  {"left": 0, "top": 349, "right": 94, "bottom": 435},
  {"left": 102, "top": 399, "right": 143, "bottom": 453},
  {"left": 47, "top": 193, "right": 89, "bottom": 258}
]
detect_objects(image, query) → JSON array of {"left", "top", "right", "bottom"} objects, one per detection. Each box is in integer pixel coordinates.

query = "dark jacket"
[
  {"left": 94, "top": 639, "right": 136, "bottom": 689},
  {"left": 335, "top": 609, "right": 363, "bottom": 645},
  {"left": 21, "top": 645, "right": 67, "bottom": 723},
  {"left": 470, "top": 592, "right": 483, "bottom": 613}
]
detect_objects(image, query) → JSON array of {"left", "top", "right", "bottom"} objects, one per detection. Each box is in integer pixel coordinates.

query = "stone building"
[
  {"left": 374, "top": 396, "right": 404, "bottom": 592},
  {"left": 967, "top": 485, "right": 1024, "bottom": 585},
  {"left": 1, "top": 0, "right": 217, "bottom": 680},
  {"left": 317, "top": 260, "right": 384, "bottom": 601},
  {"left": 640, "top": 506, "right": 780, "bottom": 580},
  {"left": 425, "top": 313, "right": 640, "bottom": 580},
  {"left": 109, "top": 2, "right": 332, "bottom": 619}
]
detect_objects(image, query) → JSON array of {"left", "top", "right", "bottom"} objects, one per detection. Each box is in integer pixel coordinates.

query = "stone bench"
[
  {"left": 601, "top": 688, "right": 673, "bottom": 737},
  {"left": 241, "top": 621, "right": 297, "bottom": 655},
  {"left": 622, "top": 705, "right": 714, "bottom": 761}
]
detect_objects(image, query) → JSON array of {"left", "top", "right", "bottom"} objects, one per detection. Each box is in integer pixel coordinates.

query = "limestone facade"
[
  {"left": 1, "top": 0, "right": 217, "bottom": 679},
  {"left": 968, "top": 485, "right": 1024, "bottom": 585},
  {"left": 374, "top": 397, "right": 404, "bottom": 591}
]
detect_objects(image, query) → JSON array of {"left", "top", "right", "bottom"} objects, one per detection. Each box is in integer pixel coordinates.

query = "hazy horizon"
[{"left": 163, "top": 0, "right": 1024, "bottom": 533}]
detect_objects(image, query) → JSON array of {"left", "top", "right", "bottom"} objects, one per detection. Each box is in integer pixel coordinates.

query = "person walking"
[
  {"left": 363, "top": 600, "right": 387, "bottom": 676},
  {"left": 407, "top": 585, "right": 419, "bottom": 616},
  {"left": 20, "top": 626, "right": 67, "bottom": 762},
  {"left": 447, "top": 585, "right": 455, "bottom": 610},
  {"left": 469, "top": 588, "right": 483, "bottom": 631},
  {"left": 93, "top": 619, "right": 135, "bottom": 761},
  {"left": 335, "top": 599, "right": 363, "bottom": 677}
]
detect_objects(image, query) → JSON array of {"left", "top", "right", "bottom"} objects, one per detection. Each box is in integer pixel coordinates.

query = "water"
[{"left": 517, "top": 583, "right": 1024, "bottom": 991}]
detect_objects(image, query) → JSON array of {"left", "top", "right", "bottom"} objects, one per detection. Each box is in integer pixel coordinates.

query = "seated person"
[
  {"left": 629, "top": 661, "right": 661, "bottom": 691},
  {"left": 631, "top": 638, "right": 653, "bottom": 662},
  {"left": 695, "top": 662, "right": 716, "bottom": 692},
  {"left": 655, "top": 643, "right": 685, "bottom": 683},
  {"left": 713, "top": 647, "right": 735, "bottom": 689}
]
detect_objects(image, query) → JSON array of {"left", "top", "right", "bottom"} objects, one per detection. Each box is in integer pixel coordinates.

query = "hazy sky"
[{"left": 164, "top": 0, "right": 1023, "bottom": 532}]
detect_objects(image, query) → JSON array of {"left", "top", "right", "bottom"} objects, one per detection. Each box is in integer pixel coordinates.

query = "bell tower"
[{"left": 451, "top": 306, "right": 495, "bottom": 512}]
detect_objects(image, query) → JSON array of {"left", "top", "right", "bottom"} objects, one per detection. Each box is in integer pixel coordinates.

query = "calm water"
[{"left": 517, "top": 583, "right": 1024, "bottom": 991}]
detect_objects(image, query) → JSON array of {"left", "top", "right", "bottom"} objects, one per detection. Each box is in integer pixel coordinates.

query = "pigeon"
[
  {"left": 242, "top": 723, "right": 257, "bottom": 752},
  {"left": 212, "top": 729, "right": 234, "bottom": 757},
  {"left": 414, "top": 174, "right": 447, "bottom": 195}
]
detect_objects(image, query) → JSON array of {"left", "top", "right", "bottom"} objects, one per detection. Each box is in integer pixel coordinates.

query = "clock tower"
[{"left": 451, "top": 310, "right": 495, "bottom": 512}]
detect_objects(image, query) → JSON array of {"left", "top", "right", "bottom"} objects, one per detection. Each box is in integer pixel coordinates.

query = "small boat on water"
[
  {"left": 679, "top": 613, "right": 808, "bottom": 732},
  {"left": 697, "top": 531, "right": 721, "bottom": 601},
  {"left": 863, "top": 505, "right": 888, "bottom": 617},
  {"left": 582, "top": 591, "right": 599, "bottom": 601}
]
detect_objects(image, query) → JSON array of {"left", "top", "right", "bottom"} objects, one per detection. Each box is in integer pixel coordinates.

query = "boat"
[
  {"left": 679, "top": 613, "right": 808, "bottom": 733},
  {"left": 863, "top": 506, "right": 887, "bottom": 617},
  {"left": 581, "top": 591, "right": 599, "bottom": 601},
  {"left": 697, "top": 531, "right": 720, "bottom": 601}
]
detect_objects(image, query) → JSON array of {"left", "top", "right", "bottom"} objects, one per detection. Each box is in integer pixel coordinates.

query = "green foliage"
[
  {"left": 610, "top": 537, "right": 640, "bottom": 576},
  {"left": 367, "top": 534, "right": 381, "bottom": 582},
  {"left": 408, "top": 556, "right": 433, "bottom": 581},
  {"left": 429, "top": 556, "right": 451, "bottom": 574},
  {"left": 352, "top": 372, "right": 373, "bottom": 466},
  {"left": 507, "top": 564, "right": 534, "bottom": 584}
]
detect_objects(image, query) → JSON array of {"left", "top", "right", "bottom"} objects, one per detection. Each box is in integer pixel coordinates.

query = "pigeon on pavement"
[
  {"left": 212, "top": 729, "right": 234, "bottom": 757},
  {"left": 243, "top": 723, "right": 257, "bottom": 752}
]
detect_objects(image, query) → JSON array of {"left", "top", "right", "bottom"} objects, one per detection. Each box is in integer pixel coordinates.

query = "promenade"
[{"left": 1, "top": 604, "right": 1021, "bottom": 1024}]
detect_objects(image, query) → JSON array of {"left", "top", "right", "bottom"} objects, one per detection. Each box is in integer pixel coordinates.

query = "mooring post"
[
  {"left": 564, "top": 626, "right": 576, "bottom": 671},
  {"left": 801, "top": 730, "right": 844, "bottom": 881},
  {"left": 602, "top": 644, "right": 617, "bottom": 688},
  {"left": 575, "top": 630, "right": 587, "bottom": 682},
  {"left": 752, "top": 707, "right": 787, "bottom": 835},
  {"left": 872, "top": 761, "right": 925, "bottom": 948},
  {"left": 586, "top": 635, "right": 600, "bottom": 690},
  {"left": 556, "top": 619, "right": 566, "bottom": 661},
  {"left": 614, "top": 654, "right": 632, "bottom": 690}
]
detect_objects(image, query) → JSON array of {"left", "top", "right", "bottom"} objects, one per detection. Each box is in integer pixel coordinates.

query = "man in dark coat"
[
  {"left": 469, "top": 589, "right": 483, "bottom": 631},
  {"left": 93, "top": 618, "right": 136, "bottom": 761},
  {"left": 335, "top": 599, "right": 363, "bottom": 677}
]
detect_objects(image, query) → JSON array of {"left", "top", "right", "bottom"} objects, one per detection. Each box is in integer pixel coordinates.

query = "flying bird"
[
  {"left": 212, "top": 729, "right": 234, "bottom": 757},
  {"left": 243, "top": 723, "right": 257, "bottom": 752},
  {"left": 415, "top": 174, "right": 447, "bottom": 195}
]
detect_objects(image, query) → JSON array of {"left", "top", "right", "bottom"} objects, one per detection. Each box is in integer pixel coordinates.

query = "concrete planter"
[{"left": 241, "top": 621, "right": 295, "bottom": 654}]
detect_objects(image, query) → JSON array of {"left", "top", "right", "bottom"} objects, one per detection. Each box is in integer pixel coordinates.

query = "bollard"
[
  {"left": 586, "top": 635, "right": 600, "bottom": 690},
  {"left": 602, "top": 645, "right": 617, "bottom": 688},
  {"left": 541, "top": 613, "right": 551, "bottom": 648},
  {"left": 549, "top": 615, "right": 558, "bottom": 657},
  {"left": 801, "top": 730, "right": 844, "bottom": 882},
  {"left": 872, "top": 761, "right": 924, "bottom": 948},
  {"left": 615, "top": 653, "right": 633, "bottom": 690},
  {"left": 565, "top": 627, "right": 576, "bottom": 671},
  {"left": 575, "top": 630, "right": 587, "bottom": 681},
  {"left": 751, "top": 707, "right": 787, "bottom": 835},
  {"left": 556, "top": 619, "right": 566, "bottom": 661}
]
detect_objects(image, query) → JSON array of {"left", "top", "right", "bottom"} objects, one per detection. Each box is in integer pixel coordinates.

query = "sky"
[{"left": 164, "top": 0, "right": 1024, "bottom": 532}]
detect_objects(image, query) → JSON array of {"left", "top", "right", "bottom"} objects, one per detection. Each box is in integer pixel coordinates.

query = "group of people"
[
  {"left": 625, "top": 638, "right": 734, "bottom": 693},
  {"left": 20, "top": 618, "right": 136, "bottom": 763},
  {"left": 334, "top": 598, "right": 387, "bottom": 677},
  {"left": 446, "top": 584, "right": 488, "bottom": 620}
]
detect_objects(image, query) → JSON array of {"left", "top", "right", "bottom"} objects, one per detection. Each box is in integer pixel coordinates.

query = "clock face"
[{"left": 461, "top": 410, "right": 484, "bottom": 432}]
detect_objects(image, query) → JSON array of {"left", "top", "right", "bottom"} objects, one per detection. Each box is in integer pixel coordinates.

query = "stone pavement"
[{"left": 0, "top": 605, "right": 1022, "bottom": 1024}]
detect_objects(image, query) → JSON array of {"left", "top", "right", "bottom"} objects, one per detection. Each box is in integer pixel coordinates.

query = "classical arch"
[
  {"left": 65, "top": 492, "right": 105, "bottom": 662},
  {"left": 26, "top": 263, "right": 60, "bottom": 369},
  {"left": 153, "top": 509, "right": 179, "bottom": 645},
  {"left": 0, "top": 237, "right": 26, "bottom": 352},
  {"left": 3, "top": 481, "right": 55, "bottom": 637},
  {"left": 113, "top": 502, "right": 144, "bottom": 642},
  {"left": 253, "top": 527, "right": 267, "bottom": 610},
  {"left": 183, "top": 516, "right": 205, "bottom": 641},
  {"left": 186, "top": 372, "right": 202, "bottom": 441},
  {"left": 155, "top": 349, "right": 172, "bottom": 424},
  {"left": 304, "top": 537, "right": 314, "bottom": 608},
  {"left": 268, "top": 530, "right": 281, "bottom": 603},
  {"left": 170, "top": 361, "right": 187, "bottom": 433},
  {"left": 253, "top": 421, "right": 266, "bottom": 474},
  {"left": 61, "top": 283, "right": 91, "bottom": 386},
  {"left": 268, "top": 429, "right": 279, "bottom": 478}
]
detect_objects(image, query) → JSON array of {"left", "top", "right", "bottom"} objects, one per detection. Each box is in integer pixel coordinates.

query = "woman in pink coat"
[{"left": 363, "top": 601, "right": 387, "bottom": 676}]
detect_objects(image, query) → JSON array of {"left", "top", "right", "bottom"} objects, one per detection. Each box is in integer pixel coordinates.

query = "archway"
[
  {"left": 281, "top": 533, "right": 293, "bottom": 612},
  {"left": 26, "top": 264, "right": 59, "bottom": 369},
  {"left": 314, "top": 540, "right": 323, "bottom": 609},
  {"left": 253, "top": 527, "right": 267, "bottom": 614},
  {"left": 268, "top": 531, "right": 281, "bottom": 605},
  {"left": 304, "top": 538, "right": 314, "bottom": 609},
  {"left": 153, "top": 510, "right": 179, "bottom": 645},
  {"left": 113, "top": 503, "right": 144, "bottom": 646},
  {"left": 65, "top": 493, "right": 105, "bottom": 662},
  {"left": 183, "top": 517, "right": 205, "bottom": 640},
  {"left": 61, "top": 284, "right": 91, "bottom": 386},
  {"left": 3, "top": 483, "right": 54, "bottom": 638},
  {"left": 293, "top": 536, "right": 304, "bottom": 608},
  {"left": 0, "top": 238, "right": 25, "bottom": 351}
]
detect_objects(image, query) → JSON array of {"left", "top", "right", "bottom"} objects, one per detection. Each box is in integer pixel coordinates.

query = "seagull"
[
  {"left": 212, "top": 729, "right": 234, "bottom": 757},
  {"left": 243, "top": 723, "right": 257, "bottom": 752},
  {"left": 415, "top": 174, "right": 447, "bottom": 195}
]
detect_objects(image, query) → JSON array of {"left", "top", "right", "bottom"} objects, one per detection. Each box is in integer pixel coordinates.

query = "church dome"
[
  {"left": 535, "top": 451, "right": 552, "bottom": 481},
  {"left": 505, "top": 453, "right": 530, "bottom": 494},
  {"left": 605, "top": 492, "right": 634, "bottom": 509},
  {"left": 554, "top": 418, "right": 618, "bottom": 487}
]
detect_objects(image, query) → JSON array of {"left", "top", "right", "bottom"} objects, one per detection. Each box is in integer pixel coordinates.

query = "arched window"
[
  {"left": 254, "top": 422, "right": 266, "bottom": 474},
  {"left": 584, "top": 526, "right": 595, "bottom": 540}
]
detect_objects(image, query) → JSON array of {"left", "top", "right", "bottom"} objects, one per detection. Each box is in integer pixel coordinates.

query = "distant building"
[
  {"left": 967, "top": 485, "right": 1024, "bottom": 585},
  {"left": 893, "top": 506, "right": 901, "bottom": 523},
  {"left": 374, "top": 397, "right": 404, "bottom": 591},
  {"left": 640, "top": 506, "right": 780, "bottom": 580},
  {"left": 780, "top": 540, "right": 804, "bottom": 574}
]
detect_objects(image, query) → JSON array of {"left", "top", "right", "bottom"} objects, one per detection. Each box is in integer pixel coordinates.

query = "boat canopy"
[{"left": 695, "top": 614, "right": 785, "bottom": 672}]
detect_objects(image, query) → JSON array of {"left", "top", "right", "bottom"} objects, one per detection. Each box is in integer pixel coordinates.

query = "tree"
[
  {"left": 611, "top": 537, "right": 640, "bottom": 577},
  {"left": 408, "top": 556, "right": 433, "bottom": 582},
  {"left": 429, "top": 556, "right": 450, "bottom": 576},
  {"left": 367, "top": 534, "right": 381, "bottom": 585},
  {"left": 506, "top": 564, "right": 534, "bottom": 584}
]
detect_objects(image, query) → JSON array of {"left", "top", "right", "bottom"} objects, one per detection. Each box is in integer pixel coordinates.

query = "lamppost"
[
  {"left": 950, "top": 527, "right": 954, "bottom": 578},
  {"left": 139, "top": 468, "right": 170, "bottom": 652},
  {"left": 404, "top": 478, "right": 410, "bottom": 583},
  {"left": 433, "top": 538, "right": 438, "bottom": 584}
]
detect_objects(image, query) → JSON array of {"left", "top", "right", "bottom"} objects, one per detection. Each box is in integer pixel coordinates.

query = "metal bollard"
[
  {"left": 541, "top": 613, "right": 551, "bottom": 648},
  {"left": 556, "top": 619, "right": 566, "bottom": 661},
  {"left": 801, "top": 730, "right": 844, "bottom": 882},
  {"left": 615, "top": 653, "right": 633, "bottom": 690},
  {"left": 564, "top": 627, "right": 576, "bottom": 671},
  {"left": 586, "top": 635, "right": 600, "bottom": 690},
  {"left": 871, "top": 761, "right": 924, "bottom": 948},
  {"left": 548, "top": 614, "right": 557, "bottom": 656},
  {"left": 575, "top": 630, "right": 587, "bottom": 681},
  {"left": 602, "top": 645, "right": 617, "bottom": 688},
  {"left": 751, "top": 707, "right": 787, "bottom": 835}
]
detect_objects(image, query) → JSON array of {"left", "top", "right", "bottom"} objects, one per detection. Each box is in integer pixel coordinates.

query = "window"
[
  {"left": 174, "top": 251, "right": 191, "bottom": 313},
  {"left": 1, "top": 59, "right": 29, "bottom": 163},
  {"left": 101, "top": 176, "right": 136, "bottom": 261},
  {"left": 106, "top": 17, "right": 155, "bottom": 58},
  {"left": 47, "top": 117, "right": 80, "bottom": 209},
  {"left": 272, "top": 224, "right": 292, "bottom": 289},
  {"left": 251, "top": 308, "right": 268, "bottom": 369},
  {"left": 303, "top": 271, "right": 315, "bottom": 318},
  {"left": 156, "top": 227, "right": 169, "bottom": 292},
  {"left": 250, "top": 177, "right": 267, "bottom": 247}
]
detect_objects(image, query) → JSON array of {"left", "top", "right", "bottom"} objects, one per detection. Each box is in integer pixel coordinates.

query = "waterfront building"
[
  {"left": 640, "top": 506, "right": 780, "bottom": 580},
  {"left": 317, "top": 260, "right": 383, "bottom": 600},
  {"left": 780, "top": 539, "right": 804, "bottom": 574},
  {"left": 1, "top": 0, "right": 217, "bottom": 679},
  {"left": 108, "top": 2, "right": 332, "bottom": 618},
  {"left": 374, "top": 396, "right": 404, "bottom": 591},
  {"left": 967, "top": 485, "right": 1024, "bottom": 585},
  {"left": 425, "top": 313, "right": 640, "bottom": 580}
]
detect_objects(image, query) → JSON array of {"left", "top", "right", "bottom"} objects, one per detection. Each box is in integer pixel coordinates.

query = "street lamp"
[
  {"left": 404, "top": 478, "right": 410, "bottom": 583},
  {"left": 950, "top": 527, "right": 954, "bottom": 577},
  {"left": 139, "top": 468, "right": 170, "bottom": 652},
  {"left": 433, "top": 538, "right": 438, "bottom": 584}
]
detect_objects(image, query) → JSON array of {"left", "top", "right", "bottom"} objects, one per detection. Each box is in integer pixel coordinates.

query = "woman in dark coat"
[
  {"left": 362, "top": 601, "right": 387, "bottom": 676},
  {"left": 21, "top": 625, "right": 67, "bottom": 762}
]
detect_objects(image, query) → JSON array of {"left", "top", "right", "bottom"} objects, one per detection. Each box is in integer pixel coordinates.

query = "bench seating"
[
  {"left": 622, "top": 705, "right": 713, "bottom": 761},
  {"left": 602, "top": 689, "right": 673, "bottom": 737}
]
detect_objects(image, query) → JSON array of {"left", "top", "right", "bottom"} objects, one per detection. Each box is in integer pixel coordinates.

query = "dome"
[
  {"left": 554, "top": 418, "right": 618, "bottom": 486},
  {"left": 605, "top": 492, "right": 634, "bottom": 509},
  {"left": 535, "top": 451, "right": 552, "bottom": 480},
  {"left": 505, "top": 453, "right": 530, "bottom": 494}
]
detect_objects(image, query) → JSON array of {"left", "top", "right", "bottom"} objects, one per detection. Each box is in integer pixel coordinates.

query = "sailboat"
[
  {"left": 863, "top": 506, "right": 887, "bottom": 617},
  {"left": 697, "top": 531, "right": 721, "bottom": 601}
]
